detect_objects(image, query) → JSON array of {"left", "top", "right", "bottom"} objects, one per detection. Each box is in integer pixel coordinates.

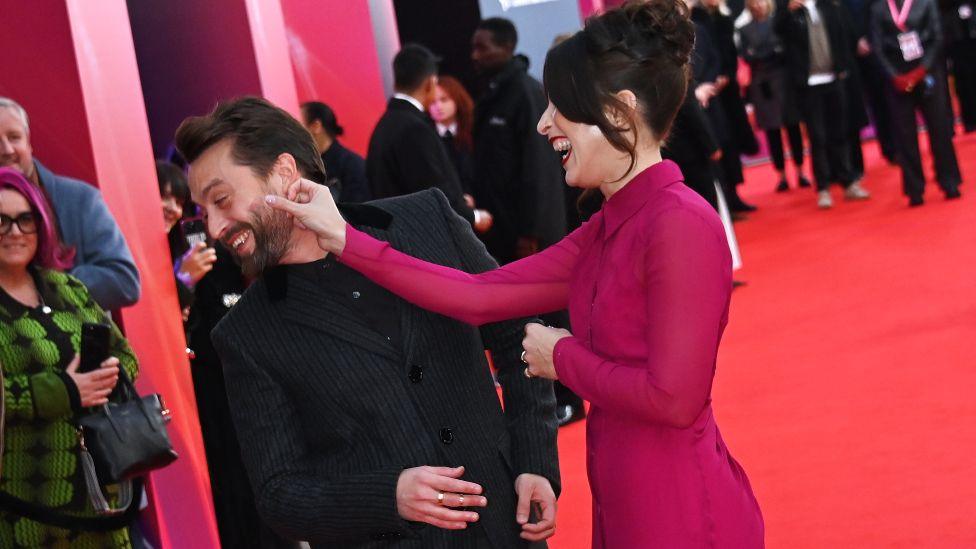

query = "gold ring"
[
  {"left": 524, "top": 368, "right": 533, "bottom": 379},
  {"left": 458, "top": 494, "right": 465, "bottom": 507},
  {"left": 437, "top": 491, "right": 445, "bottom": 505},
  {"left": 520, "top": 350, "right": 528, "bottom": 364}
]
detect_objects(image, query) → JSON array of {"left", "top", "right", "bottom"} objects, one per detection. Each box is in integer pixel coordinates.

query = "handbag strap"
[
  {"left": 79, "top": 441, "right": 133, "bottom": 515},
  {"left": 0, "top": 479, "right": 142, "bottom": 532}
]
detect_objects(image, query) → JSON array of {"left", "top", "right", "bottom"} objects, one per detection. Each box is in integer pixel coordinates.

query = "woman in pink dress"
[{"left": 269, "top": 1, "right": 763, "bottom": 545}]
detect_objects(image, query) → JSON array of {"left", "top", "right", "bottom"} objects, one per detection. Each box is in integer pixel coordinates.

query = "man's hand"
[
  {"left": 396, "top": 466, "right": 487, "bottom": 530},
  {"left": 474, "top": 209, "right": 494, "bottom": 233},
  {"left": 514, "top": 473, "right": 557, "bottom": 541},
  {"left": 695, "top": 83, "right": 718, "bottom": 108}
]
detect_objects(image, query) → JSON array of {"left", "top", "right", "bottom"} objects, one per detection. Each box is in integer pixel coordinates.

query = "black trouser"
[
  {"left": 765, "top": 124, "right": 804, "bottom": 173},
  {"left": 885, "top": 64, "right": 962, "bottom": 199},
  {"left": 858, "top": 54, "right": 899, "bottom": 159},
  {"left": 802, "top": 81, "right": 856, "bottom": 191},
  {"left": 948, "top": 40, "right": 976, "bottom": 131}
]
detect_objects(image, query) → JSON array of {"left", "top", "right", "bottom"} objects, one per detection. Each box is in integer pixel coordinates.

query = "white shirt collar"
[
  {"left": 436, "top": 122, "right": 458, "bottom": 137},
  {"left": 393, "top": 93, "right": 425, "bottom": 113}
]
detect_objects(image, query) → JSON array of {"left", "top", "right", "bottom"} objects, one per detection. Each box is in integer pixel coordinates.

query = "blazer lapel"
[{"left": 281, "top": 264, "right": 402, "bottom": 363}]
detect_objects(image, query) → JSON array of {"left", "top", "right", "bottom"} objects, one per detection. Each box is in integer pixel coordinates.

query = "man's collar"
[
  {"left": 393, "top": 93, "right": 425, "bottom": 113},
  {"left": 263, "top": 202, "right": 392, "bottom": 301}
]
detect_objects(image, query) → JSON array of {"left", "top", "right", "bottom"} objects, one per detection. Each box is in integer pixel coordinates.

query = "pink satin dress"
[{"left": 339, "top": 160, "right": 764, "bottom": 547}]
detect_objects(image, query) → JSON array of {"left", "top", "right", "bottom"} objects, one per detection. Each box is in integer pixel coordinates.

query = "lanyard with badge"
[{"left": 887, "top": 0, "right": 923, "bottom": 61}]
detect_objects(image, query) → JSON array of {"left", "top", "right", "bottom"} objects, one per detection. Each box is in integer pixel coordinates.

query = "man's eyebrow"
[{"left": 200, "top": 178, "right": 226, "bottom": 200}]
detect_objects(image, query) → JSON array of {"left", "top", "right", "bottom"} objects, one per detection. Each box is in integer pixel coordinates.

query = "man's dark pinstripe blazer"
[{"left": 211, "top": 189, "right": 560, "bottom": 548}]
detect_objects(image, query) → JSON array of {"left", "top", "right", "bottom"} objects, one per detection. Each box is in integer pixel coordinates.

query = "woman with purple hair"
[{"left": 0, "top": 167, "right": 139, "bottom": 547}]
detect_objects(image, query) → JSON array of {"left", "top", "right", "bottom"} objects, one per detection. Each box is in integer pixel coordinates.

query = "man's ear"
[{"left": 272, "top": 153, "right": 301, "bottom": 190}]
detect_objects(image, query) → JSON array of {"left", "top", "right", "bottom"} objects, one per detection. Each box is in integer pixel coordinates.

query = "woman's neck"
[
  {"left": 0, "top": 266, "right": 39, "bottom": 306},
  {"left": 599, "top": 146, "right": 663, "bottom": 200}
]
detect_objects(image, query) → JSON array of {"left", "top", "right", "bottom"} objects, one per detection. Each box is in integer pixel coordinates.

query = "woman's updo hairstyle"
[{"left": 544, "top": 0, "right": 695, "bottom": 174}]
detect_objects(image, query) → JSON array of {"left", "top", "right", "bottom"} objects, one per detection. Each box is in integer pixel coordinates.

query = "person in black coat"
[
  {"left": 776, "top": 0, "right": 873, "bottom": 208},
  {"left": 940, "top": 0, "right": 976, "bottom": 132},
  {"left": 690, "top": 4, "right": 758, "bottom": 213},
  {"left": 740, "top": 0, "right": 812, "bottom": 191},
  {"left": 471, "top": 19, "right": 567, "bottom": 264},
  {"left": 870, "top": 0, "right": 963, "bottom": 205},
  {"left": 366, "top": 44, "right": 491, "bottom": 232},
  {"left": 302, "top": 101, "right": 371, "bottom": 203},
  {"left": 176, "top": 96, "right": 559, "bottom": 548},
  {"left": 663, "top": 85, "right": 723, "bottom": 210}
]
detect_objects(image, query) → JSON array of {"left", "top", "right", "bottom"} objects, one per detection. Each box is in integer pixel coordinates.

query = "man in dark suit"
[
  {"left": 776, "top": 0, "right": 872, "bottom": 208},
  {"left": 176, "top": 97, "right": 559, "bottom": 548},
  {"left": 470, "top": 19, "right": 566, "bottom": 264},
  {"left": 301, "top": 100, "right": 371, "bottom": 203},
  {"left": 366, "top": 44, "right": 491, "bottom": 234}
]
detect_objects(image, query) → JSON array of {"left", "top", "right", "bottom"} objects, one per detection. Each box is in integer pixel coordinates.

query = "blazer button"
[
  {"left": 408, "top": 365, "right": 424, "bottom": 383},
  {"left": 440, "top": 428, "right": 454, "bottom": 445}
]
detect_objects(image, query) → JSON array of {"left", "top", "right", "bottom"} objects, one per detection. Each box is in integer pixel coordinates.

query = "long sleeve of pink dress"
[{"left": 339, "top": 161, "right": 764, "bottom": 547}]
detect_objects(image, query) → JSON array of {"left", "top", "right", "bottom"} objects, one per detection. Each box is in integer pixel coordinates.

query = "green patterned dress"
[{"left": 0, "top": 268, "right": 139, "bottom": 548}]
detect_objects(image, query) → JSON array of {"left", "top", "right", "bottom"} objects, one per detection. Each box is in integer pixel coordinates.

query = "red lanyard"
[{"left": 886, "top": 0, "right": 914, "bottom": 32}]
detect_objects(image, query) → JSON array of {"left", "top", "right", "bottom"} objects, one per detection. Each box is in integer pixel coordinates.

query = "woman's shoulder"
[{"left": 37, "top": 268, "right": 93, "bottom": 303}]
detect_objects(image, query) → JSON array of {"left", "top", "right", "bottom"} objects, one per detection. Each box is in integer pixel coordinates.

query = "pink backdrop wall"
[
  {"left": 0, "top": 1, "right": 220, "bottom": 547},
  {"left": 281, "top": 0, "right": 390, "bottom": 155}
]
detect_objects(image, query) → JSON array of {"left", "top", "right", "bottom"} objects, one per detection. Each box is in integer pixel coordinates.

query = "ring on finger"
[
  {"left": 520, "top": 350, "right": 527, "bottom": 364},
  {"left": 524, "top": 367, "right": 534, "bottom": 379},
  {"left": 458, "top": 494, "right": 465, "bottom": 507},
  {"left": 437, "top": 491, "right": 445, "bottom": 506}
]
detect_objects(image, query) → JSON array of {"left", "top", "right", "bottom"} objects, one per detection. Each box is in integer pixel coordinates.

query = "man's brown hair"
[{"left": 175, "top": 96, "right": 327, "bottom": 185}]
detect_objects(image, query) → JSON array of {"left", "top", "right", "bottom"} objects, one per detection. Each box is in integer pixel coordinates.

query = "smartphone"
[
  {"left": 182, "top": 218, "right": 208, "bottom": 248},
  {"left": 79, "top": 322, "right": 111, "bottom": 374}
]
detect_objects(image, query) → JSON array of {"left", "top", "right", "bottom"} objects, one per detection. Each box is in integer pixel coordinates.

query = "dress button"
[
  {"left": 408, "top": 365, "right": 423, "bottom": 383},
  {"left": 440, "top": 428, "right": 454, "bottom": 445},
  {"left": 352, "top": 291, "right": 361, "bottom": 299}
]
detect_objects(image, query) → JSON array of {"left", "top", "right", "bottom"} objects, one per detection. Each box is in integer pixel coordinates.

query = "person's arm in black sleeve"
[
  {"left": 213, "top": 327, "right": 417, "bottom": 544},
  {"left": 919, "top": 0, "right": 944, "bottom": 71},
  {"left": 869, "top": 1, "right": 901, "bottom": 79}
]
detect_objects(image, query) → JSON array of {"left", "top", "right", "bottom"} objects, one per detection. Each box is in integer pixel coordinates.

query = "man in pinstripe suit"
[{"left": 176, "top": 97, "right": 559, "bottom": 548}]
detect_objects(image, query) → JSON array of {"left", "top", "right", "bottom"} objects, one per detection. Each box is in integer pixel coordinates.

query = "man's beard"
[{"left": 228, "top": 203, "right": 292, "bottom": 278}]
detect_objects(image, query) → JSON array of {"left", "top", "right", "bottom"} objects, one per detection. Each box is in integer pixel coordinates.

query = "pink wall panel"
[
  {"left": 63, "top": 2, "right": 221, "bottom": 547},
  {"left": 245, "top": 0, "right": 301, "bottom": 116},
  {"left": 0, "top": 2, "right": 97, "bottom": 182},
  {"left": 281, "top": 0, "right": 390, "bottom": 155}
]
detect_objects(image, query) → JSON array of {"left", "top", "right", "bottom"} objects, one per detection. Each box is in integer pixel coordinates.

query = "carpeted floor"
[{"left": 548, "top": 128, "right": 976, "bottom": 548}]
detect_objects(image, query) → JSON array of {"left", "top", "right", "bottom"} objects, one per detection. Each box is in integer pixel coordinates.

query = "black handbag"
[{"left": 77, "top": 367, "right": 178, "bottom": 514}]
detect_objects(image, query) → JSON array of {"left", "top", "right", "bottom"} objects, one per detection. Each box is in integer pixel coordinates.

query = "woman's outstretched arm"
[{"left": 268, "top": 180, "right": 590, "bottom": 326}]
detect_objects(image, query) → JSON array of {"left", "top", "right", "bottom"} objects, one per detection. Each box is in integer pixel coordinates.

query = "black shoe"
[
  {"left": 775, "top": 180, "right": 790, "bottom": 193},
  {"left": 909, "top": 195, "right": 924, "bottom": 207},
  {"left": 556, "top": 404, "right": 586, "bottom": 427},
  {"left": 729, "top": 199, "right": 758, "bottom": 213},
  {"left": 946, "top": 188, "right": 961, "bottom": 200},
  {"left": 797, "top": 176, "right": 812, "bottom": 188}
]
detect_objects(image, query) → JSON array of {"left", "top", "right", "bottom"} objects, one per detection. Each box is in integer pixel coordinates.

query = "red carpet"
[{"left": 548, "top": 129, "right": 976, "bottom": 548}]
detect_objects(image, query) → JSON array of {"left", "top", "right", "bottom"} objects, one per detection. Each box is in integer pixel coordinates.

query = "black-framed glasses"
[{"left": 0, "top": 212, "right": 38, "bottom": 235}]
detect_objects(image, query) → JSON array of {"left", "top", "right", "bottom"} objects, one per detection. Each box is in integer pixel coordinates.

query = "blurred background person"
[
  {"left": 0, "top": 167, "right": 136, "bottom": 548},
  {"left": 740, "top": 0, "right": 812, "bottom": 191},
  {"left": 429, "top": 75, "right": 478, "bottom": 200},
  {"left": 843, "top": 0, "right": 901, "bottom": 164},
  {"left": 301, "top": 101, "right": 370, "bottom": 203},
  {"left": 367, "top": 44, "right": 492, "bottom": 233},
  {"left": 158, "top": 160, "right": 215, "bottom": 319},
  {"left": 697, "top": 0, "right": 762, "bottom": 210},
  {"left": 776, "top": 0, "right": 871, "bottom": 208},
  {"left": 0, "top": 97, "right": 140, "bottom": 311},
  {"left": 940, "top": 0, "right": 976, "bottom": 132},
  {"left": 870, "top": 0, "right": 963, "bottom": 205},
  {"left": 470, "top": 17, "right": 566, "bottom": 263}
]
